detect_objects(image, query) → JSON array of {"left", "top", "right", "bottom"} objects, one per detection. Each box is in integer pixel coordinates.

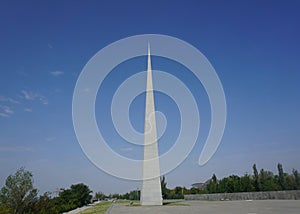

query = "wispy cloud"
[
  {"left": 0, "top": 112, "right": 9, "bottom": 117},
  {"left": 50, "top": 71, "right": 64, "bottom": 76},
  {"left": 21, "top": 90, "right": 48, "bottom": 105},
  {"left": 47, "top": 43, "right": 53, "bottom": 49},
  {"left": 0, "top": 105, "right": 14, "bottom": 117},
  {"left": 0, "top": 90, "right": 48, "bottom": 117},
  {"left": 0, "top": 95, "right": 19, "bottom": 104},
  {"left": 24, "top": 108, "right": 32, "bottom": 112},
  {"left": 21, "top": 90, "right": 36, "bottom": 100},
  {"left": 0, "top": 146, "right": 33, "bottom": 152}
]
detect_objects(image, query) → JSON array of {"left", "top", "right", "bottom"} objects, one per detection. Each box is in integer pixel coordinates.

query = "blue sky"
[{"left": 0, "top": 0, "right": 300, "bottom": 195}]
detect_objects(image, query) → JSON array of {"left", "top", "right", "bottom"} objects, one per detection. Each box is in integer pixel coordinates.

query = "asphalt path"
[{"left": 108, "top": 200, "right": 300, "bottom": 214}]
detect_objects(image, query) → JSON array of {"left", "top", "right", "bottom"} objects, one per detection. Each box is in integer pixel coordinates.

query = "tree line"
[
  {"left": 0, "top": 167, "right": 92, "bottom": 214},
  {"left": 1, "top": 163, "right": 299, "bottom": 213},
  {"left": 159, "top": 163, "right": 300, "bottom": 199},
  {"left": 203, "top": 163, "right": 300, "bottom": 194}
]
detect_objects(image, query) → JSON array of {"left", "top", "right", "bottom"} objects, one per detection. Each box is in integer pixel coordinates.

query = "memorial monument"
[{"left": 140, "top": 44, "right": 163, "bottom": 205}]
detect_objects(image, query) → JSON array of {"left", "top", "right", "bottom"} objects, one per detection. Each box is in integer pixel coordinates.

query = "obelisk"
[{"left": 140, "top": 44, "right": 163, "bottom": 205}]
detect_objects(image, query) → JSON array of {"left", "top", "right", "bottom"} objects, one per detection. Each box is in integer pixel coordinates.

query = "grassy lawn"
[
  {"left": 80, "top": 200, "right": 139, "bottom": 214},
  {"left": 80, "top": 200, "right": 188, "bottom": 213},
  {"left": 80, "top": 202, "right": 113, "bottom": 214}
]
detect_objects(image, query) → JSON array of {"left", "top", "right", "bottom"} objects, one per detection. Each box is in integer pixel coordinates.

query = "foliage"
[
  {"left": 240, "top": 173, "right": 255, "bottom": 192},
  {"left": 0, "top": 203, "right": 12, "bottom": 214},
  {"left": 253, "top": 164, "right": 259, "bottom": 191},
  {"left": 206, "top": 174, "right": 218, "bottom": 193},
  {"left": 159, "top": 176, "right": 184, "bottom": 199},
  {"left": 293, "top": 169, "right": 300, "bottom": 189},
  {"left": 277, "top": 163, "right": 285, "bottom": 190},
  {"left": 95, "top": 192, "right": 106, "bottom": 201},
  {"left": 0, "top": 167, "right": 38, "bottom": 214},
  {"left": 258, "top": 169, "right": 279, "bottom": 191},
  {"left": 198, "top": 163, "right": 300, "bottom": 194},
  {"left": 18, "top": 183, "right": 92, "bottom": 213},
  {"left": 161, "top": 176, "right": 168, "bottom": 199},
  {"left": 56, "top": 183, "right": 92, "bottom": 212},
  {"left": 2, "top": 163, "right": 300, "bottom": 213}
]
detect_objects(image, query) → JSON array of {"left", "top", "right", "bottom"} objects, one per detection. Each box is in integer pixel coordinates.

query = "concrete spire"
[{"left": 140, "top": 44, "right": 163, "bottom": 205}]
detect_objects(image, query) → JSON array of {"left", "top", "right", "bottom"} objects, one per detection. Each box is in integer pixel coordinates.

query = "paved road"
[{"left": 109, "top": 200, "right": 300, "bottom": 214}]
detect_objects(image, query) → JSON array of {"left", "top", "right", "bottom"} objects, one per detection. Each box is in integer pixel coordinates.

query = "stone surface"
[
  {"left": 140, "top": 45, "right": 163, "bottom": 206},
  {"left": 109, "top": 200, "right": 300, "bottom": 214}
]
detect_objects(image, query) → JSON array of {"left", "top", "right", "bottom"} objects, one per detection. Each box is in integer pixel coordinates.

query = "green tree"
[
  {"left": 160, "top": 176, "right": 168, "bottom": 199},
  {"left": 71, "top": 183, "right": 92, "bottom": 207},
  {"left": 206, "top": 174, "right": 217, "bottom": 193},
  {"left": 26, "top": 192, "right": 59, "bottom": 214},
  {"left": 240, "top": 173, "right": 255, "bottom": 192},
  {"left": 58, "top": 183, "right": 92, "bottom": 212},
  {"left": 277, "top": 163, "right": 286, "bottom": 190},
  {"left": 0, "top": 203, "right": 11, "bottom": 214},
  {"left": 95, "top": 191, "right": 106, "bottom": 201},
  {"left": 59, "top": 189, "right": 76, "bottom": 211},
  {"left": 217, "top": 175, "right": 241, "bottom": 193},
  {"left": 0, "top": 167, "right": 38, "bottom": 214},
  {"left": 217, "top": 177, "right": 227, "bottom": 193},
  {"left": 259, "top": 169, "right": 279, "bottom": 191},
  {"left": 253, "top": 164, "right": 259, "bottom": 191},
  {"left": 285, "top": 174, "right": 296, "bottom": 190},
  {"left": 173, "top": 186, "right": 184, "bottom": 199},
  {"left": 189, "top": 187, "right": 200, "bottom": 194},
  {"left": 69, "top": 183, "right": 92, "bottom": 207},
  {"left": 229, "top": 175, "right": 242, "bottom": 192},
  {"left": 292, "top": 169, "right": 300, "bottom": 189}
]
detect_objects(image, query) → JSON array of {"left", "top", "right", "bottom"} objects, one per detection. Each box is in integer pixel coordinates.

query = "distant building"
[{"left": 191, "top": 182, "right": 205, "bottom": 190}]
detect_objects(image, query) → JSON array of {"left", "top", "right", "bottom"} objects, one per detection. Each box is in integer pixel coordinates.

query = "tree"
[
  {"left": 95, "top": 191, "right": 106, "bottom": 201},
  {"left": 0, "top": 203, "right": 11, "bottom": 214},
  {"left": 217, "top": 177, "right": 227, "bottom": 193},
  {"left": 229, "top": 175, "right": 242, "bottom": 192},
  {"left": 285, "top": 174, "right": 296, "bottom": 190},
  {"left": 253, "top": 164, "right": 259, "bottom": 191},
  {"left": 189, "top": 187, "right": 200, "bottom": 194},
  {"left": 259, "top": 169, "right": 279, "bottom": 191},
  {"left": 25, "top": 192, "right": 59, "bottom": 214},
  {"left": 174, "top": 186, "right": 184, "bottom": 199},
  {"left": 160, "top": 176, "right": 168, "bottom": 199},
  {"left": 240, "top": 173, "right": 254, "bottom": 192},
  {"left": 70, "top": 183, "right": 92, "bottom": 207},
  {"left": 59, "top": 183, "right": 92, "bottom": 209},
  {"left": 277, "top": 163, "right": 286, "bottom": 190},
  {"left": 292, "top": 169, "right": 300, "bottom": 189},
  {"left": 206, "top": 174, "right": 218, "bottom": 193},
  {"left": 0, "top": 167, "right": 38, "bottom": 214}
]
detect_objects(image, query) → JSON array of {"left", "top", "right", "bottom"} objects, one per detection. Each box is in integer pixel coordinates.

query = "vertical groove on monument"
[{"left": 140, "top": 44, "right": 163, "bottom": 205}]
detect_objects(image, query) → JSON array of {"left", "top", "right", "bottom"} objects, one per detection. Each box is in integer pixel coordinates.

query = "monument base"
[{"left": 140, "top": 177, "right": 163, "bottom": 206}]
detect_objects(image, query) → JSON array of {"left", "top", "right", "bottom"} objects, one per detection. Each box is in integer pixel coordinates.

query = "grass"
[
  {"left": 80, "top": 200, "right": 138, "bottom": 214},
  {"left": 80, "top": 200, "right": 189, "bottom": 213},
  {"left": 80, "top": 202, "right": 113, "bottom": 214}
]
